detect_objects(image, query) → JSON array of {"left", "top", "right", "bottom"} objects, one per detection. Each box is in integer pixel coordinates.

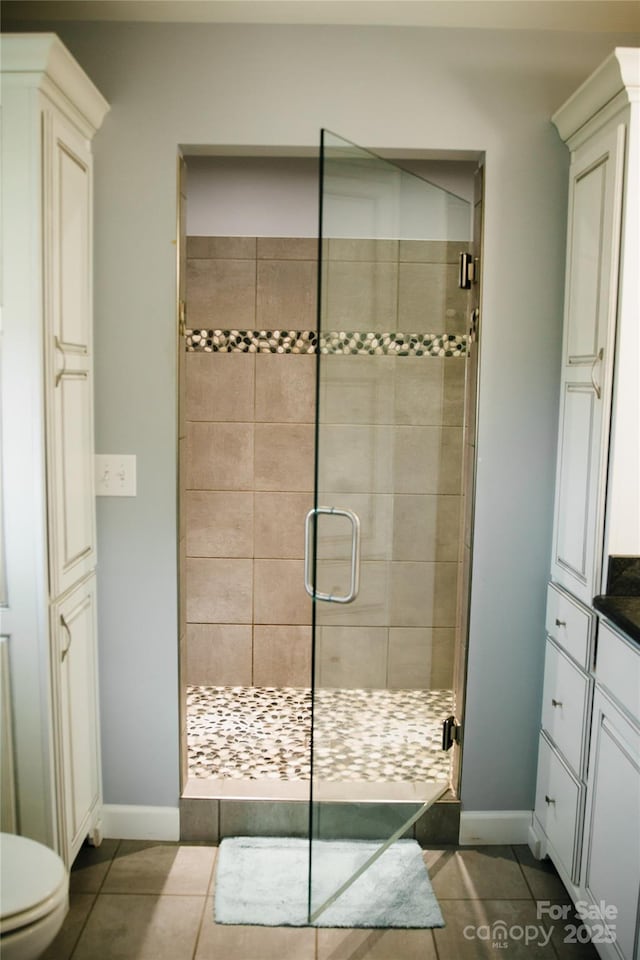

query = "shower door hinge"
[
  {"left": 442, "top": 716, "right": 461, "bottom": 751},
  {"left": 458, "top": 252, "right": 476, "bottom": 289},
  {"left": 178, "top": 300, "right": 187, "bottom": 337}
]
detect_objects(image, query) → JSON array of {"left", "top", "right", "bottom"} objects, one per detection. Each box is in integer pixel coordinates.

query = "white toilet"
[{"left": 0, "top": 832, "right": 69, "bottom": 960}]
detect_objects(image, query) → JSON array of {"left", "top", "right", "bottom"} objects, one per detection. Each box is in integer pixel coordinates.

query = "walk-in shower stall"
[{"left": 178, "top": 134, "right": 481, "bottom": 909}]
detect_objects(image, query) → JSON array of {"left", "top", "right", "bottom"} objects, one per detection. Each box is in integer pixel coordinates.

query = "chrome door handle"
[{"left": 304, "top": 507, "right": 361, "bottom": 603}]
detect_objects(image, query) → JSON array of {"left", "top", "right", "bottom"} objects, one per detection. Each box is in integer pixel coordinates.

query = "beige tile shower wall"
[
  {"left": 315, "top": 351, "right": 465, "bottom": 691},
  {"left": 397, "top": 241, "right": 468, "bottom": 335},
  {"left": 182, "top": 236, "right": 466, "bottom": 692},
  {"left": 322, "top": 239, "right": 468, "bottom": 335},
  {"left": 316, "top": 231, "right": 467, "bottom": 692},
  {"left": 184, "top": 237, "right": 315, "bottom": 690}
]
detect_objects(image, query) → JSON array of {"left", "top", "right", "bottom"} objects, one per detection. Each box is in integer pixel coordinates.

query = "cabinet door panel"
[
  {"left": 564, "top": 125, "right": 622, "bottom": 369},
  {"left": 596, "top": 622, "right": 640, "bottom": 720},
  {"left": 583, "top": 690, "right": 640, "bottom": 960},
  {"left": 545, "top": 583, "right": 593, "bottom": 668},
  {"left": 566, "top": 158, "right": 607, "bottom": 361},
  {"left": 57, "top": 373, "right": 94, "bottom": 581},
  {"left": 553, "top": 385, "right": 597, "bottom": 588},
  {"left": 46, "top": 109, "right": 96, "bottom": 597},
  {"left": 58, "top": 141, "right": 90, "bottom": 349},
  {"left": 535, "top": 734, "right": 582, "bottom": 882},
  {"left": 541, "top": 641, "right": 590, "bottom": 775},
  {"left": 54, "top": 576, "right": 100, "bottom": 864},
  {"left": 550, "top": 120, "right": 625, "bottom": 603}
]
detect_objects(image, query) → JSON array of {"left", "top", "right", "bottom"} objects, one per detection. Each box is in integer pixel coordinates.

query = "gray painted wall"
[{"left": 8, "top": 21, "right": 637, "bottom": 810}]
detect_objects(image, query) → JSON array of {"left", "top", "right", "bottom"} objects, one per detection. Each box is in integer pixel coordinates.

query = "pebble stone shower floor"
[{"left": 187, "top": 686, "right": 453, "bottom": 783}]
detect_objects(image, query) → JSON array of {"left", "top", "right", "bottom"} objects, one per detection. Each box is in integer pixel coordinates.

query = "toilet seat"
[{"left": 0, "top": 833, "right": 68, "bottom": 934}]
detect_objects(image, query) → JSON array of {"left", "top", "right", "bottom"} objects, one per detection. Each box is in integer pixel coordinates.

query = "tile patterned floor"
[
  {"left": 44, "top": 840, "right": 600, "bottom": 959},
  {"left": 187, "top": 686, "right": 453, "bottom": 783}
]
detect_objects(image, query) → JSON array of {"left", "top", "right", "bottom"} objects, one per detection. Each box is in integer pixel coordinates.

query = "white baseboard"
[
  {"left": 528, "top": 821, "right": 544, "bottom": 858},
  {"left": 101, "top": 804, "right": 180, "bottom": 841},
  {"left": 459, "top": 810, "right": 533, "bottom": 845},
  {"left": 100, "top": 804, "right": 531, "bottom": 846}
]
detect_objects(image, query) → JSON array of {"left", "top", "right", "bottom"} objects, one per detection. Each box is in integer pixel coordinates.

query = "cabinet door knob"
[
  {"left": 551, "top": 698, "right": 563, "bottom": 708},
  {"left": 544, "top": 795, "right": 555, "bottom": 805},
  {"left": 555, "top": 618, "right": 566, "bottom": 627}
]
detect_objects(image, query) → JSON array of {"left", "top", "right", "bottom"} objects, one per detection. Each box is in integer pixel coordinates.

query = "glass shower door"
[{"left": 307, "top": 131, "right": 471, "bottom": 922}]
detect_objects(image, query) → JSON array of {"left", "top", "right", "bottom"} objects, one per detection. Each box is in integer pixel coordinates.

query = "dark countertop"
[
  {"left": 606, "top": 556, "right": 640, "bottom": 597},
  {"left": 593, "top": 595, "right": 640, "bottom": 646},
  {"left": 593, "top": 596, "right": 640, "bottom": 644},
  {"left": 593, "top": 556, "right": 640, "bottom": 645}
]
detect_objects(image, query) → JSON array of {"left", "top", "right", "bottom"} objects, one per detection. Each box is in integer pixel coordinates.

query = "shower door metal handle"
[{"left": 304, "top": 507, "right": 361, "bottom": 603}]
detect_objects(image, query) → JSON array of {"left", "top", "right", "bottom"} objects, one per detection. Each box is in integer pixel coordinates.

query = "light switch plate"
[{"left": 95, "top": 454, "right": 137, "bottom": 497}]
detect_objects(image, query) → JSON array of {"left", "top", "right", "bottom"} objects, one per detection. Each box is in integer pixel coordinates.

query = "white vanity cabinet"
[
  {"left": 534, "top": 608, "right": 640, "bottom": 960},
  {"left": 1, "top": 35, "right": 109, "bottom": 866},
  {"left": 581, "top": 622, "right": 640, "bottom": 960}
]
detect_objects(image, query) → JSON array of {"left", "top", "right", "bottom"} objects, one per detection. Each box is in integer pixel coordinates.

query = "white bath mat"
[{"left": 214, "top": 836, "right": 445, "bottom": 928}]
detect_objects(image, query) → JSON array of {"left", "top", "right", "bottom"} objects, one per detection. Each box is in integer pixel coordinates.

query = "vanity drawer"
[
  {"left": 545, "top": 583, "right": 593, "bottom": 668},
  {"left": 596, "top": 621, "right": 640, "bottom": 722},
  {"left": 535, "top": 733, "right": 583, "bottom": 883},
  {"left": 541, "top": 640, "right": 591, "bottom": 775}
]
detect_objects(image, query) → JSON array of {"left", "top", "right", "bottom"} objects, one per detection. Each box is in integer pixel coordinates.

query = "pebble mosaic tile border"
[
  {"left": 186, "top": 329, "right": 467, "bottom": 357},
  {"left": 320, "top": 332, "right": 467, "bottom": 357},
  {"left": 187, "top": 685, "right": 453, "bottom": 783},
  {"left": 187, "top": 329, "right": 317, "bottom": 353}
]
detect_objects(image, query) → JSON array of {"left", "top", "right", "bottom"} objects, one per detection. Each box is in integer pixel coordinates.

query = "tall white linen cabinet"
[
  {"left": 532, "top": 48, "right": 640, "bottom": 960},
  {"left": 1, "top": 34, "right": 109, "bottom": 866}
]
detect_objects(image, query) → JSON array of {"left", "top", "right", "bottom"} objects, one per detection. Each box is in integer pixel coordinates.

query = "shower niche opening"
[{"left": 178, "top": 141, "right": 482, "bottom": 842}]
